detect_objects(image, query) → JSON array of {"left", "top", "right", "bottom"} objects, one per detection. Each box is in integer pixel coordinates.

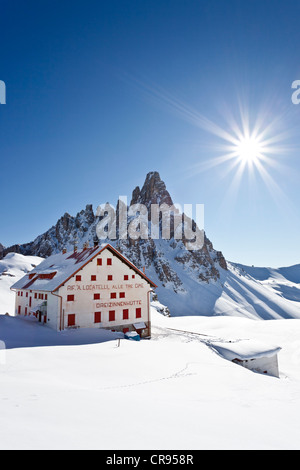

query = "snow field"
[{"left": 1, "top": 310, "right": 300, "bottom": 449}]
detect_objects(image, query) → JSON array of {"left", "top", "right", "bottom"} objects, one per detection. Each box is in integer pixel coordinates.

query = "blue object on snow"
[{"left": 124, "top": 331, "right": 140, "bottom": 341}]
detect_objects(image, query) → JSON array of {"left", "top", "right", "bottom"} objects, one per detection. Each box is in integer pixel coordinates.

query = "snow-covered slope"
[
  {"left": 0, "top": 253, "right": 44, "bottom": 314},
  {"left": 219, "top": 262, "right": 300, "bottom": 320},
  {"left": 1, "top": 254, "right": 300, "bottom": 448},
  {"left": 0, "top": 309, "right": 300, "bottom": 449}
]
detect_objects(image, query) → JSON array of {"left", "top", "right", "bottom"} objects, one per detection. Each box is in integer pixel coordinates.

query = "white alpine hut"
[{"left": 11, "top": 243, "right": 156, "bottom": 337}]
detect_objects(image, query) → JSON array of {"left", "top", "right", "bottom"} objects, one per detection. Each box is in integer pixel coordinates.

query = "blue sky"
[{"left": 1, "top": 0, "right": 300, "bottom": 267}]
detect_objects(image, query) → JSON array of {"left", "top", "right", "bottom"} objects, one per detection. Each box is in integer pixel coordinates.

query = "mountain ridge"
[{"left": 1, "top": 172, "right": 228, "bottom": 315}]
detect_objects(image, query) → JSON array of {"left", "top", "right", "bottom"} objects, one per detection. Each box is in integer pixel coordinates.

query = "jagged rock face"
[
  {"left": 2, "top": 205, "right": 96, "bottom": 259},
  {"left": 131, "top": 171, "right": 173, "bottom": 208},
  {"left": 1, "top": 172, "right": 227, "bottom": 315},
  {"left": 0, "top": 243, "right": 5, "bottom": 259}
]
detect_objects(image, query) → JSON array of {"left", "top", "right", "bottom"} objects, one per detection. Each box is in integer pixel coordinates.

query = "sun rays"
[{"left": 124, "top": 73, "right": 296, "bottom": 215}]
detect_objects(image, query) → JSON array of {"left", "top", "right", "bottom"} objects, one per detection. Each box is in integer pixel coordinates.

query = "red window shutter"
[
  {"left": 29, "top": 297, "right": 32, "bottom": 307},
  {"left": 75, "top": 275, "right": 81, "bottom": 281},
  {"left": 132, "top": 275, "right": 135, "bottom": 279},
  {"left": 136, "top": 308, "right": 142, "bottom": 318},
  {"left": 18, "top": 305, "right": 21, "bottom": 314},
  {"left": 107, "top": 258, "right": 112, "bottom": 265},
  {"left": 123, "top": 309, "right": 129, "bottom": 320},
  {"left": 123, "top": 328, "right": 129, "bottom": 333},
  {"left": 26, "top": 292, "right": 28, "bottom": 297},
  {"left": 119, "top": 292, "right": 125, "bottom": 298},
  {"left": 67, "top": 294, "right": 74, "bottom": 302},
  {"left": 34, "top": 293, "right": 37, "bottom": 299},
  {"left": 124, "top": 275, "right": 128, "bottom": 281},
  {"left": 97, "top": 258, "right": 102, "bottom": 266},
  {"left": 45, "top": 294, "right": 47, "bottom": 300},
  {"left": 109, "top": 310, "right": 115, "bottom": 322},
  {"left": 68, "top": 314, "right": 76, "bottom": 327},
  {"left": 91, "top": 275, "right": 96, "bottom": 281},
  {"left": 25, "top": 307, "right": 27, "bottom": 316},
  {"left": 110, "top": 293, "right": 116, "bottom": 299},
  {"left": 94, "top": 293, "right": 100, "bottom": 300},
  {"left": 107, "top": 275, "right": 113, "bottom": 281},
  {"left": 94, "top": 312, "right": 101, "bottom": 323}
]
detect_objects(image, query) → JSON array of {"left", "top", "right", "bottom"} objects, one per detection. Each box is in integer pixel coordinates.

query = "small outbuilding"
[{"left": 211, "top": 339, "right": 281, "bottom": 378}]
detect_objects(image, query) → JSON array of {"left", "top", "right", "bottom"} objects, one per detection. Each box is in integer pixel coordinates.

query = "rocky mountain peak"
[{"left": 130, "top": 171, "right": 173, "bottom": 208}]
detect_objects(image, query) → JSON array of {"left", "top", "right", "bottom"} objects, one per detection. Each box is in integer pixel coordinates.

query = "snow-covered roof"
[
  {"left": 11, "top": 244, "right": 156, "bottom": 293},
  {"left": 133, "top": 322, "right": 146, "bottom": 329},
  {"left": 211, "top": 339, "right": 281, "bottom": 361}
]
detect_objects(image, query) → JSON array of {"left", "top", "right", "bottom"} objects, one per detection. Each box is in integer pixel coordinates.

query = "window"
[
  {"left": 25, "top": 307, "right": 27, "bottom": 316},
  {"left": 123, "top": 309, "right": 129, "bottom": 320},
  {"left": 67, "top": 294, "right": 75, "bottom": 302},
  {"left": 123, "top": 327, "right": 129, "bottom": 333},
  {"left": 34, "top": 293, "right": 37, "bottom": 299},
  {"left": 107, "top": 258, "right": 112, "bottom": 266},
  {"left": 136, "top": 308, "right": 142, "bottom": 318},
  {"left": 119, "top": 292, "right": 125, "bottom": 298},
  {"left": 132, "top": 275, "right": 135, "bottom": 279},
  {"left": 94, "top": 312, "right": 101, "bottom": 323},
  {"left": 91, "top": 275, "right": 96, "bottom": 281},
  {"left": 107, "top": 275, "right": 113, "bottom": 281},
  {"left": 124, "top": 275, "right": 128, "bottom": 281},
  {"left": 75, "top": 275, "right": 81, "bottom": 281},
  {"left": 18, "top": 305, "right": 21, "bottom": 315},
  {"left": 21, "top": 291, "right": 23, "bottom": 296},
  {"left": 109, "top": 310, "right": 115, "bottom": 322},
  {"left": 45, "top": 294, "right": 47, "bottom": 300},
  {"left": 94, "top": 293, "right": 100, "bottom": 300},
  {"left": 68, "top": 314, "right": 76, "bottom": 327},
  {"left": 110, "top": 293, "right": 116, "bottom": 299},
  {"left": 97, "top": 258, "right": 102, "bottom": 266},
  {"left": 26, "top": 292, "right": 28, "bottom": 298}
]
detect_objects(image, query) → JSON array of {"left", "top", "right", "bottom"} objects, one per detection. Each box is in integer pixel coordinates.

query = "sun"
[{"left": 235, "top": 136, "right": 264, "bottom": 164}]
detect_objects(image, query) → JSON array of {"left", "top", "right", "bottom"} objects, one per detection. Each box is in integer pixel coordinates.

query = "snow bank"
[
  {"left": 0, "top": 253, "right": 44, "bottom": 314},
  {"left": 211, "top": 339, "right": 281, "bottom": 361}
]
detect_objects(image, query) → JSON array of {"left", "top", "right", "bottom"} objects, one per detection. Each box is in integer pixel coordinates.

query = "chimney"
[
  {"left": 143, "top": 266, "right": 145, "bottom": 274},
  {"left": 62, "top": 247, "right": 67, "bottom": 254}
]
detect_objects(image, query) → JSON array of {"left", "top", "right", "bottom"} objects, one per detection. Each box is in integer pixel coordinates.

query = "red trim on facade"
[{"left": 52, "top": 244, "right": 156, "bottom": 293}]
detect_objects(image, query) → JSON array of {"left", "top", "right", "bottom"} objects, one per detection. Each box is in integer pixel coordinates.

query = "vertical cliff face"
[
  {"left": 1, "top": 172, "right": 227, "bottom": 315},
  {"left": 114, "top": 171, "right": 226, "bottom": 285}
]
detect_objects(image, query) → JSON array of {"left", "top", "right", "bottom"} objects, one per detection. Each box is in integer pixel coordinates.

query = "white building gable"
[{"left": 11, "top": 244, "right": 156, "bottom": 337}]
